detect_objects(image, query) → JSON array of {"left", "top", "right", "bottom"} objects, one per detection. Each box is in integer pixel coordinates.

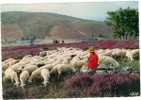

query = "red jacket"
[{"left": 87, "top": 52, "right": 99, "bottom": 69}]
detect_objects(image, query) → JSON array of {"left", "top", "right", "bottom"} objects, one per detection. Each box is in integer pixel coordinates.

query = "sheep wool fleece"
[{"left": 87, "top": 52, "right": 99, "bottom": 69}]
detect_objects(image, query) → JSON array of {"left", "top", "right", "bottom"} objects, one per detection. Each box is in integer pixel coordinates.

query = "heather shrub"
[
  {"left": 63, "top": 72, "right": 93, "bottom": 97},
  {"left": 64, "top": 72, "right": 140, "bottom": 97},
  {"left": 88, "top": 73, "right": 140, "bottom": 97}
]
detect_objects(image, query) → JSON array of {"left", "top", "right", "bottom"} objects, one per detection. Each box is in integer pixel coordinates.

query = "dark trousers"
[
  {"left": 87, "top": 64, "right": 99, "bottom": 75},
  {"left": 88, "top": 68, "right": 97, "bottom": 76}
]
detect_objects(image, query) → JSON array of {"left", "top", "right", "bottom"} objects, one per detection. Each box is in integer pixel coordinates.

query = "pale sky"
[{"left": 1, "top": 1, "right": 138, "bottom": 21}]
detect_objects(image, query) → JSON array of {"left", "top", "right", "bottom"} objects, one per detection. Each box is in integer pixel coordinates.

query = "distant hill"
[{"left": 1, "top": 11, "right": 113, "bottom": 45}]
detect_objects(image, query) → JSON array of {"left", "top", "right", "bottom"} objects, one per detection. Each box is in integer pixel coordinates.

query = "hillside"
[{"left": 1, "top": 11, "right": 113, "bottom": 45}]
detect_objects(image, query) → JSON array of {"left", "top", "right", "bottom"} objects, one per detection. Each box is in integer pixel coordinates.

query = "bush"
[
  {"left": 63, "top": 73, "right": 93, "bottom": 97},
  {"left": 63, "top": 72, "right": 140, "bottom": 97}
]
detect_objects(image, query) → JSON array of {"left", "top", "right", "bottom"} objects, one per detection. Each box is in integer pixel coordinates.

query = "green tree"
[{"left": 106, "top": 7, "right": 138, "bottom": 40}]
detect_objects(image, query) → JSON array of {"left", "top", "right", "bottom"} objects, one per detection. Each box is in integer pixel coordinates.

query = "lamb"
[
  {"left": 46, "top": 53, "right": 73, "bottom": 65},
  {"left": 50, "top": 63, "right": 76, "bottom": 75},
  {"left": 2, "top": 58, "right": 17, "bottom": 64},
  {"left": 102, "top": 49, "right": 113, "bottom": 56},
  {"left": 2, "top": 62, "right": 10, "bottom": 71},
  {"left": 45, "top": 58, "right": 62, "bottom": 66},
  {"left": 22, "top": 64, "right": 38, "bottom": 73},
  {"left": 3, "top": 67, "right": 19, "bottom": 86},
  {"left": 96, "top": 48, "right": 127, "bottom": 59},
  {"left": 10, "top": 62, "right": 25, "bottom": 73},
  {"left": 59, "top": 54, "right": 74, "bottom": 64},
  {"left": 96, "top": 49, "right": 105, "bottom": 54},
  {"left": 18, "top": 64, "right": 38, "bottom": 87},
  {"left": 28, "top": 68, "right": 42, "bottom": 82},
  {"left": 30, "top": 56, "right": 44, "bottom": 65},
  {"left": 98, "top": 55, "right": 119, "bottom": 68},
  {"left": 19, "top": 70, "right": 29, "bottom": 87},
  {"left": 50, "top": 53, "right": 85, "bottom": 74},
  {"left": 2, "top": 58, "right": 18, "bottom": 71},
  {"left": 132, "top": 49, "right": 139, "bottom": 58},
  {"left": 45, "top": 53, "right": 58, "bottom": 60},
  {"left": 28, "top": 66, "right": 50, "bottom": 87},
  {"left": 40, "top": 68, "right": 50, "bottom": 87},
  {"left": 126, "top": 49, "right": 139, "bottom": 61},
  {"left": 11, "top": 63, "right": 36, "bottom": 74},
  {"left": 10, "top": 56, "right": 36, "bottom": 72},
  {"left": 42, "top": 57, "right": 56, "bottom": 65},
  {"left": 70, "top": 56, "right": 86, "bottom": 69},
  {"left": 111, "top": 48, "right": 126, "bottom": 58},
  {"left": 18, "top": 55, "right": 32, "bottom": 65}
]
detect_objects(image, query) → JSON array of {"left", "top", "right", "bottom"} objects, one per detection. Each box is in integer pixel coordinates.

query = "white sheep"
[
  {"left": 18, "top": 55, "right": 32, "bottom": 65},
  {"left": 30, "top": 56, "right": 44, "bottom": 65},
  {"left": 10, "top": 62, "right": 25, "bottom": 73},
  {"left": 2, "top": 58, "right": 17, "bottom": 64},
  {"left": 22, "top": 64, "right": 38, "bottom": 73},
  {"left": 41, "top": 68, "right": 50, "bottom": 87},
  {"left": 50, "top": 63, "right": 76, "bottom": 75},
  {"left": 3, "top": 67, "right": 19, "bottom": 86},
  {"left": 2, "top": 62, "right": 9, "bottom": 71},
  {"left": 70, "top": 56, "right": 86, "bottom": 70},
  {"left": 126, "top": 49, "right": 139, "bottom": 61},
  {"left": 96, "top": 49, "right": 104, "bottom": 54},
  {"left": 2, "top": 58, "right": 18, "bottom": 71},
  {"left": 28, "top": 66, "right": 50, "bottom": 87},
  {"left": 98, "top": 55, "right": 119, "bottom": 68},
  {"left": 111, "top": 48, "right": 126, "bottom": 58},
  {"left": 5, "top": 47, "right": 140, "bottom": 87},
  {"left": 10, "top": 58, "right": 38, "bottom": 73},
  {"left": 28, "top": 68, "right": 42, "bottom": 82},
  {"left": 48, "top": 51, "right": 86, "bottom": 74},
  {"left": 19, "top": 70, "right": 29, "bottom": 87},
  {"left": 102, "top": 49, "right": 113, "bottom": 56}
]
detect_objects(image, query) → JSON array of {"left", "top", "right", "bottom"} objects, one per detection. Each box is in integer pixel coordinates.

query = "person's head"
[{"left": 88, "top": 47, "right": 95, "bottom": 53}]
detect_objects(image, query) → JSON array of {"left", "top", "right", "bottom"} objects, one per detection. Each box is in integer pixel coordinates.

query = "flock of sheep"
[{"left": 2, "top": 47, "right": 139, "bottom": 88}]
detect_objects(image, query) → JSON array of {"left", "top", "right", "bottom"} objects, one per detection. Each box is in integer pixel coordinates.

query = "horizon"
[
  {"left": 1, "top": 1, "right": 138, "bottom": 21},
  {"left": 1, "top": 11, "right": 106, "bottom": 22}
]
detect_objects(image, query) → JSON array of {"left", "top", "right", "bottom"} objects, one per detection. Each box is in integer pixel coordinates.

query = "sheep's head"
[{"left": 16, "top": 65, "right": 25, "bottom": 73}]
